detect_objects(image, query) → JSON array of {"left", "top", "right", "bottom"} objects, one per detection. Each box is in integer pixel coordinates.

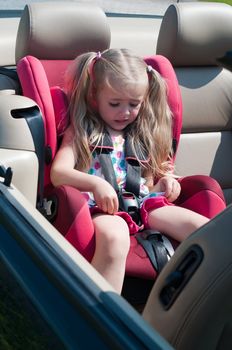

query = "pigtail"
[
  {"left": 64, "top": 52, "right": 104, "bottom": 171},
  {"left": 138, "top": 67, "right": 173, "bottom": 178}
]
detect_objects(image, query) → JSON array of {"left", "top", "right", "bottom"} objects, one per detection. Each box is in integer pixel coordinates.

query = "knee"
[{"left": 95, "top": 216, "right": 130, "bottom": 260}]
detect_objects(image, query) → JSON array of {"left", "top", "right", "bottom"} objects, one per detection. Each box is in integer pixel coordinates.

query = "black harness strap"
[
  {"left": 136, "top": 230, "right": 170, "bottom": 272},
  {"left": 0, "top": 67, "right": 20, "bottom": 82},
  {"left": 124, "top": 134, "right": 147, "bottom": 197},
  {"left": 92, "top": 130, "right": 147, "bottom": 196},
  {"left": 98, "top": 151, "right": 119, "bottom": 193},
  {"left": 125, "top": 161, "right": 141, "bottom": 197},
  {"left": 0, "top": 67, "right": 22, "bottom": 94},
  {"left": 93, "top": 132, "right": 119, "bottom": 193}
]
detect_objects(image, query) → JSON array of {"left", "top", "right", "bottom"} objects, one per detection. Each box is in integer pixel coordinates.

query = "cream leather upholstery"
[
  {"left": 143, "top": 3, "right": 232, "bottom": 349},
  {"left": 0, "top": 95, "right": 39, "bottom": 205},
  {"left": 0, "top": 2, "right": 111, "bottom": 205},
  {"left": 143, "top": 203, "right": 232, "bottom": 350},
  {"left": 157, "top": 2, "right": 232, "bottom": 67},
  {"left": 156, "top": 2, "right": 232, "bottom": 204},
  {"left": 15, "top": 2, "right": 111, "bottom": 61}
]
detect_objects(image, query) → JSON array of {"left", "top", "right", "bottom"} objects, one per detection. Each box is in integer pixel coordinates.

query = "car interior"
[
  {"left": 157, "top": 2, "right": 232, "bottom": 205},
  {"left": 0, "top": 1, "right": 232, "bottom": 349}
]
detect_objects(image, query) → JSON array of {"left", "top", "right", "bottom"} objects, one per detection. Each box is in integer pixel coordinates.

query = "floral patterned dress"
[{"left": 82, "top": 134, "right": 150, "bottom": 207}]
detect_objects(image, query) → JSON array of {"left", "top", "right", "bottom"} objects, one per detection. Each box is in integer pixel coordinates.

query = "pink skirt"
[{"left": 90, "top": 195, "right": 173, "bottom": 235}]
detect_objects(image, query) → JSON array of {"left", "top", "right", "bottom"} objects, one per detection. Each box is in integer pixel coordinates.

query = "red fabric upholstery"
[
  {"left": 40, "top": 60, "right": 72, "bottom": 88},
  {"left": 50, "top": 185, "right": 95, "bottom": 262},
  {"left": 17, "top": 56, "right": 56, "bottom": 150},
  {"left": 17, "top": 56, "right": 71, "bottom": 187},
  {"left": 176, "top": 175, "right": 226, "bottom": 218},
  {"left": 17, "top": 54, "right": 226, "bottom": 281},
  {"left": 17, "top": 56, "right": 57, "bottom": 188},
  {"left": 126, "top": 175, "right": 226, "bottom": 280}
]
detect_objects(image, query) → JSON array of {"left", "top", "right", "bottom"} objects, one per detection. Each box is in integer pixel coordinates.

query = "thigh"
[
  {"left": 148, "top": 205, "right": 209, "bottom": 241},
  {"left": 140, "top": 196, "right": 173, "bottom": 230}
]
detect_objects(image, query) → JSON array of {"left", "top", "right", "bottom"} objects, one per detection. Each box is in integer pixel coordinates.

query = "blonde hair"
[{"left": 65, "top": 48, "right": 173, "bottom": 178}]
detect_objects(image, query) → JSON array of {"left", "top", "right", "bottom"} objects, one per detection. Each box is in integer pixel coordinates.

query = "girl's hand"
[
  {"left": 92, "top": 178, "right": 119, "bottom": 214},
  {"left": 156, "top": 176, "right": 181, "bottom": 202}
]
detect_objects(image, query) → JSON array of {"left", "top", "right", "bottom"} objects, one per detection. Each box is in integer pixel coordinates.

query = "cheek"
[
  {"left": 131, "top": 109, "right": 140, "bottom": 121},
  {"left": 98, "top": 104, "right": 113, "bottom": 121}
]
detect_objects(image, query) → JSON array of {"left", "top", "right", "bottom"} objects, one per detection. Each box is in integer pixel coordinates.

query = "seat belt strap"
[
  {"left": 0, "top": 67, "right": 20, "bottom": 82},
  {"left": 93, "top": 130, "right": 147, "bottom": 197},
  {"left": 125, "top": 161, "right": 141, "bottom": 197},
  {"left": 136, "top": 230, "right": 174, "bottom": 273},
  {"left": 98, "top": 151, "right": 119, "bottom": 193}
]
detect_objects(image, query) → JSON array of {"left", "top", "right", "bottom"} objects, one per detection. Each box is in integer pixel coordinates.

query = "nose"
[{"left": 121, "top": 105, "right": 131, "bottom": 118}]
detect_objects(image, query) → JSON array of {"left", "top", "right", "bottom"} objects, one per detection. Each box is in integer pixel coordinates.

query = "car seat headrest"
[
  {"left": 15, "top": 2, "right": 111, "bottom": 62},
  {"left": 157, "top": 2, "right": 232, "bottom": 67}
]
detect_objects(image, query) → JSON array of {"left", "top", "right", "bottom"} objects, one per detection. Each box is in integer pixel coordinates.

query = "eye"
[
  {"left": 130, "top": 102, "right": 140, "bottom": 108},
  {"left": 109, "top": 102, "right": 120, "bottom": 107}
]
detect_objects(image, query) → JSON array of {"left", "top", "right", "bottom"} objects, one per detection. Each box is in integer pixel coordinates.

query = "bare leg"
[
  {"left": 148, "top": 206, "right": 209, "bottom": 242},
  {"left": 91, "top": 214, "right": 130, "bottom": 293}
]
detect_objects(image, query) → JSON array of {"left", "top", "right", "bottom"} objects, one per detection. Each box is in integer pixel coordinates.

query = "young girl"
[{"left": 51, "top": 48, "right": 209, "bottom": 293}]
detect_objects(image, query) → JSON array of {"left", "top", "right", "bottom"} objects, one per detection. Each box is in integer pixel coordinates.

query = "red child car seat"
[{"left": 15, "top": 3, "right": 226, "bottom": 291}]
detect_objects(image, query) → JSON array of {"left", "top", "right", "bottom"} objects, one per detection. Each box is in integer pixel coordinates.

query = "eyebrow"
[{"left": 109, "top": 97, "right": 143, "bottom": 102}]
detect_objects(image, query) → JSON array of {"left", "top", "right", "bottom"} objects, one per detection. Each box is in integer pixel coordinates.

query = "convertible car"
[{"left": 1, "top": 1, "right": 232, "bottom": 349}]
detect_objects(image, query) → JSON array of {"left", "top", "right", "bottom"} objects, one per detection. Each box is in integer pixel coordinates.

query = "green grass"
[{"left": 200, "top": 0, "right": 232, "bottom": 4}]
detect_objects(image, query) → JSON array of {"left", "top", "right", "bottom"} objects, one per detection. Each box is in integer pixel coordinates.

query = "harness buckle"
[{"left": 119, "top": 191, "right": 141, "bottom": 225}]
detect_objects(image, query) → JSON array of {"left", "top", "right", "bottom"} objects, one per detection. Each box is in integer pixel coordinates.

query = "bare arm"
[
  {"left": 50, "top": 126, "right": 119, "bottom": 214},
  {"left": 51, "top": 126, "right": 97, "bottom": 191}
]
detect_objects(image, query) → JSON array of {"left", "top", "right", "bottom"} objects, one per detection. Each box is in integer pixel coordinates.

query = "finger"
[
  {"left": 106, "top": 196, "right": 118, "bottom": 214},
  {"left": 168, "top": 182, "right": 180, "bottom": 202},
  {"left": 166, "top": 191, "right": 174, "bottom": 202},
  {"left": 165, "top": 180, "right": 175, "bottom": 200},
  {"left": 107, "top": 199, "right": 115, "bottom": 215},
  {"left": 174, "top": 181, "right": 181, "bottom": 197},
  {"left": 113, "top": 196, "right": 119, "bottom": 213},
  {"left": 107, "top": 196, "right": 118, "bottom": 214},
  {"left": 100, "top": 199, "right": 108, "bottom": 213},
  {"left": 164, "top": 180, "right": 173, "bottom": 198}
]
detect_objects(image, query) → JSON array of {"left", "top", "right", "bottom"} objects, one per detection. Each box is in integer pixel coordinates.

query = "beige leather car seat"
[
  {"left": 142, "top": 3, "right": 232, "bottom": 349},
  {"left": 143, "top": 203, "right": 232, "bottom": 350},
  {"left": 0, "top": 2, "right": 110, "bottom": 204},
  {"left": 156, "top": 2, "right": 232, "bottom": 204}
]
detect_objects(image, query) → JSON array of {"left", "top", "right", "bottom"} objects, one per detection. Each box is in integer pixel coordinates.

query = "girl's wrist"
[{"left": 89, "top": 175, "right": 105, "bottom": 191}]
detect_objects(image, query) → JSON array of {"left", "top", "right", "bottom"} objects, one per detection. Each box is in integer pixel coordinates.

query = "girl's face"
[{"left": 96, "top": 82, "right": 147, "bottom": 133}]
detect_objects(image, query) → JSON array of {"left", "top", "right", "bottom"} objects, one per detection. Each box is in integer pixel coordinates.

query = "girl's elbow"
[{"left": 50, "top": 167, "right": 63, "bottom": 187}]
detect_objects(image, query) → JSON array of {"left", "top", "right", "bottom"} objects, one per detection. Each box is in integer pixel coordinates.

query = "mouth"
[{"left": 115, "top": 119, "right": 129, "bottom": 123}]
